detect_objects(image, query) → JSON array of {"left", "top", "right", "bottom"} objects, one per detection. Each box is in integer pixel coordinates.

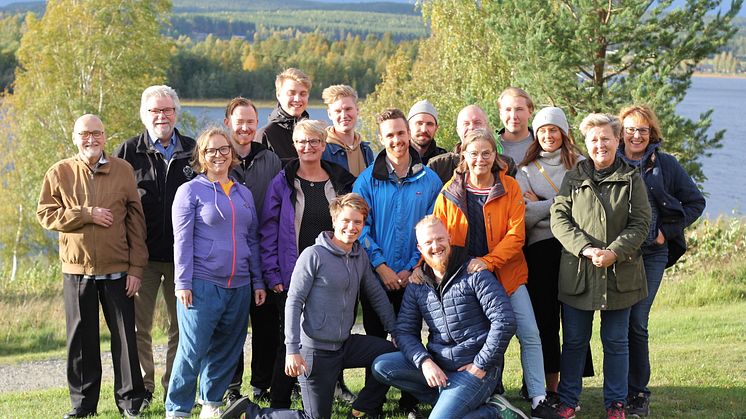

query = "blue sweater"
[
  {"left": 172, "top": 174, "right": 262, "bottom": 291},
  {"left": 353, "top": 148, "right": 442, "bottom": 271}
]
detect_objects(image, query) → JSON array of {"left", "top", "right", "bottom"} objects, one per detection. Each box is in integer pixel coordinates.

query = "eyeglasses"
[
  {"left": 204, "top": 146, "right": 232, "bottom": 157},
  {"left": 77, "top": 130, "right": 104, "bottom": 139},
  {"left": 624, "top": 127, "right": 650, "bottom": 136},
  {"left": 148, "top": 107, "right": 176, "bottom": 117},
  {"left": 294, "top": 138, "right": 323, "bottom": 148},
  {"left": 465, "top": 150, "right": 495, "bottom": 160}
]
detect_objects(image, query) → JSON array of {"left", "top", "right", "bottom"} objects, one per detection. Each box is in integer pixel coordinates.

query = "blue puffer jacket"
[
  {"left": 395, "top": 248, "right": 516, "bottom": 373},
  {"left": 353, "top": 147, "right": 442, "bottom": 271},
  {"left": 618, "top": 144, "right": 705, "bottom": 266}
]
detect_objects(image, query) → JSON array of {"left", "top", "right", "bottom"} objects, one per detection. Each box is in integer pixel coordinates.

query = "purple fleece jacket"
[{"left": 172, "top": 174, "right": 262, "bottom": 291}]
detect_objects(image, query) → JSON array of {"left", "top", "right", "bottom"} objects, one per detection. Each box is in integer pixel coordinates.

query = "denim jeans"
[
  {"left": 559, "top": 304, "right": 631, "bottom": 409},
  {"left": 165, "top": 279, "right": 252, "bottom": 416},
  {"left": 628, "top": 243, "right": 668, "bottom": 396},
  {"left": 372, "top": 352, "right": 500, "bottom": 419},
  {"left": 510, "top": 285, "right": 546, "bottom": 398}
]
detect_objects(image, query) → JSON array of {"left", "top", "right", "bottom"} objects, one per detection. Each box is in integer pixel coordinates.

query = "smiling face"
[
  {"left": 327, "top": 96, "right": 358, "bottom": 135},
  {"left": 584, "top": 124, "right": 619, "bottom": 170},
  {"left": 293, "top": 134, "right": 325, "bottom": 165},
  {"left": 409, "top": 113, "right": 438, "bottom": 149},
  {"left": 463, "top": 139, "right": 496, "bottom": 179},
  {"left": 73, "top": 114, "right": 106, "bottom": 165},
  {"left": 201, "top": 134, "right": 233, "bottom": 177},
  {"left": 622, "top": 115, "right": 651, "bottom": 159},
  {"left": 277, "top": 79, "right": 309, "bottom": 117},
  {"left": 143, "top": 95, "right": 176, "bottom": 141},
  {"left": 416, "top": 221, "right": 451, "bottom": 274},
  {"left": 499, "top": 95, "right": 531, "bottom": 138},
  {"left": 225, "top": 105, "right": 258, "bottom": 147},
  {"left": 379, "top": 117, "right": 411, "bottom": 162},
  {"left": 332, "top": 206, "right": 365, "bottom": 247},
  {"left": 457, "top": 106, "right": 488, "bottom": 142},
  {"left": 537, "top": 124, "right": 564, "bottom": 153}
]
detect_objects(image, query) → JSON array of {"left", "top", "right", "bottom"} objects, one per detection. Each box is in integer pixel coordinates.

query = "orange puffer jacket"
[{"left": 432, "top": 167, "right": 528, "bottom": 295}]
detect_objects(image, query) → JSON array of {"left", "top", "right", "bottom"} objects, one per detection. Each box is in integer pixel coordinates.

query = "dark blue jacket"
[
  {"left": 619, "top": 145, "right": 705, "bottom": 266},
  {"left": 395, "top": 248, "right": 516, "bottom": 373},
  {"left": 321, "top": 141, "right": 375, "bottom": 173}
]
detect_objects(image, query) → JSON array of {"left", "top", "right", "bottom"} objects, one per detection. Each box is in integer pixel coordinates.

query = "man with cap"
[{"left": 408, "top": 100, "right": 446, "bottom": 165}]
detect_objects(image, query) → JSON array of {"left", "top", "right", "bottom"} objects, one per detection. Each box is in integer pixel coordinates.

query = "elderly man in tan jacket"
[{"left": 37, "top": 114, "right": 149, "bottom": 419}]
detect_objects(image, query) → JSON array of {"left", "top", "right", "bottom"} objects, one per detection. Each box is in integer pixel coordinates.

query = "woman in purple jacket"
[
  {"left": 166, "top": 128, "right": 266, "bottom": 418},
  {"left": 260, "top": 120, "right": 355, "bottom": 409}
]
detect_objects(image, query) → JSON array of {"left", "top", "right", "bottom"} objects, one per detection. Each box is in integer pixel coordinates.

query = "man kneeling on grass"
[
  {"left": 223, "top": 193, "right": 397, "bottom": 419},
  {"left": 371, "top": 215, "right": 524, "bottom": 419}
]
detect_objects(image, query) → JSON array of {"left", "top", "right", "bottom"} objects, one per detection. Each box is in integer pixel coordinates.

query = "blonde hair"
[
  {"left": 579, "top": 113, "right": 621, "bottom": 138},
  {"left": 498, "top": 87, "right": 535, "bottom": 113},
  {"left": 191, "top": 127, "right": 239, "bottom": 174},
  {"left": 293, "top": 120, "right": 328, "bottom": 142},
  {"left": 329, "top": 193, "right": 369, "bottom": 220},
  {"left": 322, "top": 85, "right": 358, "bottom": 105},
  {"left": 275, "top": 68, "right": 312, "bottom": 93},
  {"left": 457, "top": 129, "right": 502, "bottom": 174},
  {"left": 618, "top": 105, "right": 663, "bottom": 144},
  {"left": 415, "top": 214, "right": 446, "bottom": 234}
]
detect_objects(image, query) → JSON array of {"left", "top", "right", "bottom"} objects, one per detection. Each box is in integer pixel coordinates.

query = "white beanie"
[
  {"left": 407, "top": 100, "right": 438, "bottom": 124},
  {"left": 532, "top": 107, "right": 569, "bottom": 137}
]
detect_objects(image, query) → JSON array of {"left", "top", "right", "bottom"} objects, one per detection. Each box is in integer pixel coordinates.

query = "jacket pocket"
[
  {"left": 203, "top": 239, "right": 233, "bottom": 277},
  {"left": 612, "top": 257, "right": 645, "bottom": 292},
  {"left": 558, "top": 251, "right": 586, "bottom": 296}
]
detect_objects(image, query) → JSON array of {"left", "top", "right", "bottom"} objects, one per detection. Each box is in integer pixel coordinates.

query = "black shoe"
[
  {"left": 252, "top": 386, "right": 271, "bottom": 402},
  {"left": 335, "top": 380, "right": 357, "bottom": 403},
  {"left": 141, "top": 390, "right": 153, "bottom": 411},
  {"left": 222, "top": 396, "right": 253, "bottom": 419},
  {"left": 63, "top": 408, "right": 97, "bottom": 418},
  {"left": 545, "top": 391, "right": 560, "bottom": 408},
  {"left": 531, "top": 399, "right": 563, "bottom": 419},
  {"left": 519, "top": 381, "right": 530, "bottom": 401},
  {"left": 291, "top": 382, "right": 302, "bottom": 400},
  {"left": 121, "top": 409, "right": 140, "bottom": 418},
  {"left": 224, "top": 389, "right": 242, "bottom": 407},
  {"left": 626, "top": 393, "right": 650, "bottom": 417}
]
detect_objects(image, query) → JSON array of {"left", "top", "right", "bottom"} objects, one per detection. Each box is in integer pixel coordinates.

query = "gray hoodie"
[{"left": 285, "top": 232, "right": 396, "bottom": 354}]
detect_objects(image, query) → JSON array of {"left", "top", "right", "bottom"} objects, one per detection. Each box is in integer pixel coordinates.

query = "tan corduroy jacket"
[{"left": 37, "top": 154, "right": 148, "bottom": 277}]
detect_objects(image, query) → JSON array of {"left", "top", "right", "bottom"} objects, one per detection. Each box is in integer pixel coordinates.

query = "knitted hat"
[
  {"left": 532, "top": 107, "right": 569, "bottom": 137},
  {"left": 407, "top": 100, "right": 438, "bottom": 124}
]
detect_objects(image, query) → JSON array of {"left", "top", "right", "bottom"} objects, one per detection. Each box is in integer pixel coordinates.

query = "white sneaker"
[{"left": 199, "top": 404, "right": 223, "bottom": 418}]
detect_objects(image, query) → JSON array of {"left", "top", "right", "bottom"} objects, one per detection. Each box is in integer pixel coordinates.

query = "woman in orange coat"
[{"left": 432, "top": 129, "right": 557, "bottom": 419}]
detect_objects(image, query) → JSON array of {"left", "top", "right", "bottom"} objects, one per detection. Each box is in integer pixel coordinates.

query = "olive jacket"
[{"left": 550, "top": 159, "right": 651, "bottom": 311}]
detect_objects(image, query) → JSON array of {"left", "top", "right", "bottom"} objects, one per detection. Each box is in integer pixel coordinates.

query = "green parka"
[{"left": 550, "top": 159, "right": 651, "bottom": 311}]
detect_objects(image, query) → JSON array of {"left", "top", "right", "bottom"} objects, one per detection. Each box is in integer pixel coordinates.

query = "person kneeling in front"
[
  {"left": 222, "top": 193, "right": 397, "bottom": 419},
  {"left": 371, "top": 216, "right": 521, "bottom": 419}
]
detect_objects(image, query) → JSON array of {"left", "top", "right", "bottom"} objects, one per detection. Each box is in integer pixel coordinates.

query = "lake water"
[{"left": 184, "top": 77, "right": 745, "bottom": 218}]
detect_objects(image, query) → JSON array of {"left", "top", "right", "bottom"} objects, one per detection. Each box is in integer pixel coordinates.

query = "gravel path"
[{"left": 1, "top": 325, "right": 369, "bottom": 394}]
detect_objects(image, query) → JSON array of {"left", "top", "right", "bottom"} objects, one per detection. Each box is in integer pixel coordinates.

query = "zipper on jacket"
[
  {"left": 226, "top": 189, "right": 237, "bottom": 287},
  {"left": 436, "top": 286, "right": 455, "bottom": 343},
  {"left": 487, "top": 212, "right": 494, "bottom": 242}
]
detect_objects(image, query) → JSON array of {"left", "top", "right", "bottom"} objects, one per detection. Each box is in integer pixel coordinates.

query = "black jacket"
[
  {"left": 258, "top": 103, "right": 309, "bottom": 166},
  {"left": 114, "top": 129, "right": 196, "bottom": 262}
]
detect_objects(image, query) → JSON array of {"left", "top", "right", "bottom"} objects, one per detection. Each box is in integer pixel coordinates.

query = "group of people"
[{"left": 37, "top": 67, "right": 705, "bottom": 419}]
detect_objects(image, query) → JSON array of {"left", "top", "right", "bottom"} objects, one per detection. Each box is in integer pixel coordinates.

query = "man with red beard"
[
  {"left": 371, "top": 216, "right": 519, "bottom": 419},
  {"left": 223, "top": 97, "right": 282, "bottom": 406},
  {"left": 407, "top": 100, "right": 446, "bottom": 165}
]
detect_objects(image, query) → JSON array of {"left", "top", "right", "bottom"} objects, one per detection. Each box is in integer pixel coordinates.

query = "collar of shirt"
[
  {"left": 147, "top": 130, "right": 178, "bottom": 160},
  {"left": 385, "top": 155, "right": 411, "bottom": 180}
]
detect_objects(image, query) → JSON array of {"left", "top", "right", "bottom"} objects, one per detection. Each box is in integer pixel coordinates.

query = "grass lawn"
[{"left": 1, "top": 300, "right": 744, "bottom": 418}]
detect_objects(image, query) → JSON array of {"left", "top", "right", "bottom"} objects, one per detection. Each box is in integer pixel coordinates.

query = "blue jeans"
[
  {"left": 559, "top": 304, "right": 631, "bottom": 409},
  {"left": 510, "top": 285, "right": 546, "bottom": 398},
  {"left": 628, "top": 243, "right": 668, "bottom": 396},
  {"left": 372, "top": 352, "right": 500, "bottom": 419},
  {"left": 165, "top": 280, "right": 252, "bottom": 416}
]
